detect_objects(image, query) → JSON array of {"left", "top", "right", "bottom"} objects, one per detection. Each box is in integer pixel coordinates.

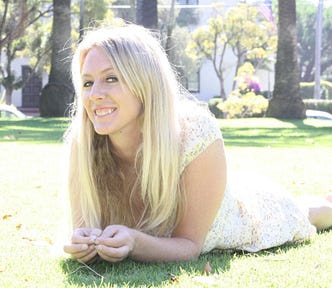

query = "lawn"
[{"left": 0, "top": 117, "right": 331, "bottom": 287}]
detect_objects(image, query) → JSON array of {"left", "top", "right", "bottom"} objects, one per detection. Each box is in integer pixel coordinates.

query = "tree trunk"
[
  {"left": 4, "top": 41, "right": 13, "bottom": 105},
  {"left": 40, "top": 0, "right": 74, "bottom": 117},
  {"left": 5, "top": 87, "right": 13, "bottom": 105},
  {"left": 219, "top": 76, "right": 226, "bottom": 100},
  {"left": 130, "top": 0, "right": 136, "bottom": 23},
  {"left": 136, "top": 0, "right": 158, "bottom": 29},
  {"left": 165, "top": 0, "right": 176, "bottom": 58},
  {"left": 266, "top": 0, "right": 305, "bottom": 119}
]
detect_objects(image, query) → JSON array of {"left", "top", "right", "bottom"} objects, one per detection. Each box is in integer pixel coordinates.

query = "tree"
[
  {"left": 40, "top": 0, "right": 74, "bottom": 117},
  {"left": 266, "top": 0, "right": 305, "bottom": 119},
  {"left": 1, "top": 38, "right": 25, "bottom": 105},
  {"left": 112, "top": 0, "right": 136, "bottom": 23},
  {"left": 136, "top": 0, "right": 157, "bottom": 29},
  {"left": 187, "top": 16, "right": 228, "bottom": 99},
  {"left": 223, "top": 5, "right": 277, "bottom": 90},
  {"left": 0, "top": 0, "right": 52, "bottom": 105},
  {"left": 0, "top": 1, "right": 27, "bottom": 50},
  {"left": 187, "top": 4, "right": 276, "bottom": 99},
  {"left": 297, "top": 2, "right": 332, "bottom": 82}
]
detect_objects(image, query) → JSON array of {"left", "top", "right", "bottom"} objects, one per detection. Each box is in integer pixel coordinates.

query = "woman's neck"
[{"left": 109, "top": 130, "right": 142, "bottom": 165}]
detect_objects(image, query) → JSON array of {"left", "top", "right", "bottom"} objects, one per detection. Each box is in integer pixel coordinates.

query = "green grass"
[
  {"left": 1, "top": 117, "right": 332, "bottom": 287},
  {"left": 0, "top": 118, "right": 69, "bottom": 144}
]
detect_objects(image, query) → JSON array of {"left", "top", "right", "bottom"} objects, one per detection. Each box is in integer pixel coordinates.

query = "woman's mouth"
[{"left": 95, "top": 108, "right": 116, "bottom": 117}]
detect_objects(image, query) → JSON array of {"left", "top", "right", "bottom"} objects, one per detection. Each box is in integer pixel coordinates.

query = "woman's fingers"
[
  {"left": 77, "top": 248, "right": 99, "bottom": 264},
  {"left": 96, "top": 244, "right": 130, "bottom": 262},
  {"left": 96, "top": 225, "right": 131, "bottom": 247},
  {"left": 71, "top": 228, "right": 103, "bottom": 244},
  {"left": 63, "top": 243, "right": 89, "bottom": 254},
  {"left": 63, "top": 243, "right": 97, "bottom": 262}
]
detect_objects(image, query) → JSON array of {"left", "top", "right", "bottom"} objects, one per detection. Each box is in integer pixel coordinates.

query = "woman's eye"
[
  {"left": 106, "top": 76, "right": 118, "bottom": 83},
  {"left": 83, "top": 81, "right": 93, "bottom": 88}
]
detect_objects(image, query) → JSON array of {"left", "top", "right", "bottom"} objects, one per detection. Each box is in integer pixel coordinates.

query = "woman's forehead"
[{"left": 81, "top": 47, "right": 114, "bottom": 74}]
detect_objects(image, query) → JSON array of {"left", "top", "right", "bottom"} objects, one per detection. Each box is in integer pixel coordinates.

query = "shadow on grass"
[
  {"left": 222, "top": 119, "right": 332, "bottom": 148},
  {"left": 59, "top": 239, "right": 318, "bottom": 287},
  {"left": 0, "top": 118, "right": 69, "bottom": 144},
  {"left": 60, "top": 252, "right": 232, "bottom": 287}
]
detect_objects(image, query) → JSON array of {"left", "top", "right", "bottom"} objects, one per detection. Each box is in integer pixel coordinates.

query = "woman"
[{"left": 63, "top": 24, "right": 332, "bottom": 263}]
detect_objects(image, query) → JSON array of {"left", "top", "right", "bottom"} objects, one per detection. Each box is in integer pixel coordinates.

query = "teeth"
[{"left": 95, "top": 108, "right": 115, "bottom": 116}]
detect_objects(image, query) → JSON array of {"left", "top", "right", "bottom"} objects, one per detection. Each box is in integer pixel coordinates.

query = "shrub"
[
  {"left": 208, "top": 97, "right": 224, "bottom": 118},
  {"left": 303, "top": 99, "right": 332, "bottom": 114},
  {"left": 217, "top": 92, "right": 268, "bottom": 119},
  {"left": 300, "top": 80, "right": 332, "bottom": 99}
]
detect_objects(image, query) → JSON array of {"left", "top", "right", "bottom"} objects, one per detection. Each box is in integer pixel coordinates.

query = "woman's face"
[{"left": 81, "top": 46, "right": 142, "bottom": 139}]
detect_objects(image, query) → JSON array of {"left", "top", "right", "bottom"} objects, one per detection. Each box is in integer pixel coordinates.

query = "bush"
[
  {"left": 208, "top": 97, "right": 224, "bottom": 118},
  {"left": 303, "top": 99, "right": 332, "bottom": 114},
  {"left": 217, "top": 92, "right": 268, "bottom": 119},
  {"left": 300, "top": 80, "right": 332, "bottom": 99}
]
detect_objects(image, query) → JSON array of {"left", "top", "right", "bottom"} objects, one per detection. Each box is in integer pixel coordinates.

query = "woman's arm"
[
  {"left": 95, "top": 139, "right": 227, "bottom": 262},
  {"left": 63, "top": 139, "right": 102, "bottom": 263}
]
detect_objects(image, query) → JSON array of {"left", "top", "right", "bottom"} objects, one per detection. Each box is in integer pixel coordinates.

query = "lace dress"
[{"left": 179, "top": 107, "right": 317, "bottom": 254}]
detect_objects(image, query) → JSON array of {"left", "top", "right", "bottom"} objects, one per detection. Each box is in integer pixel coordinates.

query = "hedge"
[
  {"left": 303, "top": 99, "right": 332, "bottom": 114},
  {"left": 300, "top": 80, "right": 332, "bottom": 99},
  {"left": 208, "top": 98, "right": 332, "bottom": 118}
]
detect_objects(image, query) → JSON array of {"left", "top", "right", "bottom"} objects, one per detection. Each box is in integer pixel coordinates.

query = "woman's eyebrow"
[{"left": 81, "top": 68, "right": 116, "bottom": 77}]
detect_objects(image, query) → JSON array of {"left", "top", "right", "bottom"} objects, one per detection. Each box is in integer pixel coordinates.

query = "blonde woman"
[{"left": 63, "top": 24, "right": 332, "bottom": 263}]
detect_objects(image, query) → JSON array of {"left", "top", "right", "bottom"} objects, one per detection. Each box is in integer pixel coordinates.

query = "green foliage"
[
  {"left": 223, "top": 5, "right": 277, "bottom": 62},
  {"left": 297, "top": 1, "right": 332, "bottom": 81},
  {"left": 208, "top": 97, "right": 224, "bottom": 118},
  {"left": 212, "top": 62, "right": 267, "bottom": 119},
  {"left": 303, "top": 99, "right": 332, "bottom": 114},
  {"left": 168, "top": 26, "right": 199, "bottom": 91},
  {"left": 0, "top": 1, "right": 53, "bottom": 104},
  {"left": 72, "top": 0, "right": 115, "bottom": 28},
  {"left": 187, "top": 20, "right": 222, "bottom": 61},
  {"left": 300, "top": 82, "right": 315, "bottom": 99},
  {"left": 217, "top": 92, "right": 268, "bottom": 119},
  {"left": 18, "top": 18, "right": 53, "bottom": 74},
  {"left": 187, "top": 4, "right": 277, "bottom": 98},
  {"left": 0, "top": 73, "right": 23, "bottom": 90},
  {"left": 300, "top": 80, "right": 332, "bottom": 99}
]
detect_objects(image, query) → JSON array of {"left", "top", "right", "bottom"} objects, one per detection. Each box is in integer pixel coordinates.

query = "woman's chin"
[{"left": 93, "top": 124, "right": 112, "bottom": 136}]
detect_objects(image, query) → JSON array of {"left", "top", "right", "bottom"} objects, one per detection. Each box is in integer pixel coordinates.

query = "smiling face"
[{"left": 81, "top": 46, "right": 143, "bottom": 141}]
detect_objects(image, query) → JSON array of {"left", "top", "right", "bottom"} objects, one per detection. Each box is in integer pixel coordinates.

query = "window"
[
  {"left": 177, "top": 0, "right": 199, "bottom": 5},
  {"left": 180, "top": 69, "right": 200, "bottom": 93}
]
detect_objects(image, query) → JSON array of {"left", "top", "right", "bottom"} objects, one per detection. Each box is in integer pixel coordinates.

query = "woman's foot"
[
  {"left": 309, "top": 196, "right": 332, "bottom": 231},
  {"left": 326, "top": 193, "right": 332, "bottom": 203}
]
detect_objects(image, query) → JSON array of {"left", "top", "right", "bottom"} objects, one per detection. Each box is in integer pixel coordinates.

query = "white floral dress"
[{"left": 179, "top": 108, "right": 317, "bottom": 254}]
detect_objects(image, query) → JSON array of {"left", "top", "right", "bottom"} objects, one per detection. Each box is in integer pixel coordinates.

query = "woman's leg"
[{"left": 307, "top": 194, "right": 332, "bottom": 231}]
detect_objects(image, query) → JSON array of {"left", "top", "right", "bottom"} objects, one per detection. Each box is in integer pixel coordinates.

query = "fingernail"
[{"left": 94, "top": 239, "right": 100, "bottom": 245}]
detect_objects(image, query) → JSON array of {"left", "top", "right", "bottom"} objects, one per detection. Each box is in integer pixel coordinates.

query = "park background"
[{"left": 1, "top": 0, "right": 332, "bottom": 287}]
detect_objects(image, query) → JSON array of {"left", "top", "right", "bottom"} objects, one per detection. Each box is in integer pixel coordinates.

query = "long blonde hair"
[{"left": 67, "top": 24, "right": 185, "bottom": 236}]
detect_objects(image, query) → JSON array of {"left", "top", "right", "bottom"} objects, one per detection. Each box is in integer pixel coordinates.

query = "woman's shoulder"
[{"left": 178, "top": 101, "right": 223, "bottom": 172}]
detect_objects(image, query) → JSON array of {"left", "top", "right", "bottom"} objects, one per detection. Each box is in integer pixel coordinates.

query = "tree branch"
[{"left": 0, "top": 0, "right": 9, "bottom": 43}]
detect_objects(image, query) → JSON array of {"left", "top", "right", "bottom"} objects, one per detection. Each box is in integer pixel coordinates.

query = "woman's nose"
[{"left": 89, "top": 82, "right": 105, "bottom": 101}]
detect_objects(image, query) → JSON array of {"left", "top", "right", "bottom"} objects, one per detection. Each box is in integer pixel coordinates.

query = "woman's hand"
[
  {"left": 63, "top": 228, "right": 102, "bottom": 263},
  {"left": 95, "top": 225, "right": 135, "bottom": 263}
]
